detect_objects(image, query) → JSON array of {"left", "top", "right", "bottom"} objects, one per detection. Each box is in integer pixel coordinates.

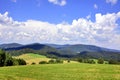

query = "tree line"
[
  {"left": 77, "top": 58, "right": 120, "bottom": 64},
  {"left": 0, "top": 49, "right": 26, "bottom": 67}
]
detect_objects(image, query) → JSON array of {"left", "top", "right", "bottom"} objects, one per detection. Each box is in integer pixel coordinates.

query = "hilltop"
[{"left": 0, "top": 43, "right": 120, "bottom": 61}]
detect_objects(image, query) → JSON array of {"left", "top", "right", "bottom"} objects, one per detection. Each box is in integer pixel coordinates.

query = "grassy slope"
[
  {"left": 0, "top": 63, "right": 119, "bottom": 80},
  {"left": 14, "top": 53, "right": 78, "bottom": 64},
  {"left": 14, "top": 53, "right": 50, "bottom": 64}
]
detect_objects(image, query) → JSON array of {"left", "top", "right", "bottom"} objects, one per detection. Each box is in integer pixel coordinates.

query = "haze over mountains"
[{"left": 0, "top": 43, "right": 120, "bottom": 61}]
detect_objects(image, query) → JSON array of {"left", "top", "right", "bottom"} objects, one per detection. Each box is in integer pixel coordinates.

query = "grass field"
[
  {"left": 0, "top": 63, "right": 119, "bottom": 80},
  {"left": 14, "top": 53, "right": 78, "bottom": 64},
  {"left": 14, "top": 53, "right": 50, "bottom": 65}
]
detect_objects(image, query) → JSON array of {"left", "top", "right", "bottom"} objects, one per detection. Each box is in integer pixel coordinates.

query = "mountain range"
[{"left": 0, "top": 43, "right": 120, "bottom": 61}]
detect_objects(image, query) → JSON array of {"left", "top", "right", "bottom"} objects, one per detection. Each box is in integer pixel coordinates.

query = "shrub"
[
  {"left": 0, "top": 49, "right": 6, "bottom": 66},
  {"left": 4, "top": 58, "right": 14, "bottom": 66},
  {"left": 67, "top": 60, "right": 70, "bottom": 63},
  {"left": 108, "top": 59, "right": 119, "bottom": 64},
  {"left": 39, "top": 61, "right": 47, "bottom": 64},
  {"left": 97, "top": 58, "right": 104, "bottom": 64},
  {"left": 48, "top": 59, "right": 55, "bottom": 64},
  {"left": 31, "top": 62, "right": 36, "bottom": 65},
  {"left": 17, "top": 59, "right": 26, "bottom": 65},
  {"left": 56, "top": 59, "right": 63, "bottom": 63},
  {"left": 77, "top": 58, "right": 83, "bottom": 63},
  {"left": 87, "top": 60, "right": 96, "bottom": 64}
]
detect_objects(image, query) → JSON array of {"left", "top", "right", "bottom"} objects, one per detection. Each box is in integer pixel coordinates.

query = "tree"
[
  {"left": 87, "top": 59, "right": 96, "bottom": 64},
  {"left": 48, "top": 59, "right": 55, "bottom": 64},
  {"left": 56, "top": 59, "right": 63, "bottom": 63},
  {"left": 0, "top": 49, "right": 27, "bottom": 66},
  {"left": 39, "top": 61, "right": 47, "bottom": 64},
  {"left": 67, "top": 60, "right": 70, "bottom": 63},
  {"left": 4, "top": 58, "right": 14, "bottom": 66},
  {"left": 97, "top": 58, "right": 104, "bottom": 64},
  {"left": 17, "top": 59, "right": 26, "bottom": 65},
  {"left": 108, "top": 59, "right": 119, "bottom": 64},
  {"left": 4, "top": 53, "right": 14, "bottom": 66},
  {"left": 0, "top": 49, "right": 6, "bottom": 66},
  {"left": 77, "top": 58, "right": 83, "bottom": 63},
  {"left": 31, "top": 62, "right": 36, "bottom": 65}
]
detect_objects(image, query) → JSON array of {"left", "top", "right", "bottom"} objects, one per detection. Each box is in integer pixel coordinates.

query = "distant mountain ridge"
[
  {"left": 0, "top": 43, "right": 120, "bottom": 61},
  {"left": 46, "top": 44, "right": 120, "bottom": 53},
  {"left": 0, "top": 43, "right": 22, "bottom": 49},
  {"left": 5, "top": 43, "right": 49, "bottom": 50}
]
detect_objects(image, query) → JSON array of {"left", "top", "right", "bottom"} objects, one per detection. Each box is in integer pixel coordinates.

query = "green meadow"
[
  {"left": 14, "top": 53, "right": 50, "bottom": 65},
  {"left": 0, "top": 63, "right": 120, "bottom": 80}
]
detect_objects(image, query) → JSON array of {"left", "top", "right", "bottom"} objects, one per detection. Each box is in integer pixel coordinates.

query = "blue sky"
[
  {"left": 0, "top": 0, "right": 120, "bottom": 23},
  {"left": 0, "top": 0, "right": 120, "bottom": 50}
]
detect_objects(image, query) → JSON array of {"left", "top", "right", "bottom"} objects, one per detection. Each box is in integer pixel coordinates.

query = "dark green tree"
[
  {"left": 108, "top": 59, "right": 119, "bottom": 64},
  {"left": 39, "top": 61, "right": 47, "bottom": 64},
  {"left": 67, "top": 60, "right": 70, "bottom": 63},
  {"left": 31, "top": 62, "right": 36, "bottom": 65},
  {"left": 0, "top": 49, "right": 6, "bottom": 66},
  {"left": 97, "top": 58, "right": 104, "bottom": 64},
  {"left": 48, "top": 59, "right": 55, "bottom": 64},
  {"left": 17, "top": 59, "right": 26, "bottom": 65},
  {"left": 56, "top": 59, "right": 63, "bottom": 63},
  {"left": 77, "top": 58, "right": 83, "bottom": 63}
]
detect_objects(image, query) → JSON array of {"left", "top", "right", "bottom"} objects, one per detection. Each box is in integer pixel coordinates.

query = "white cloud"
[
  {"left": 94, "top": 4, "right": 98, "bottom": 9},
  {"left": 86, "top": 15, "right": 91, "bottom": 19},
  {"left": 106, "top": 0, "right": 118, "bottom": 5},
  {"left": 0, "top": 12, "right": 120, "bottom": 50},
  {"left": 48, "top": 0, "right": 66, "bottom": 6}
]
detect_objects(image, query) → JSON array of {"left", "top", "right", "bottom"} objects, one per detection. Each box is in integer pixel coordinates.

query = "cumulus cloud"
[
  {"left": 0, "top": 12, "right": 120, "bottom": 49},
  {"left": 86, "top": 15, "right": 91, "bottom": 19},
  {"left": 48, "top": 0, "right": 66, "bottom": 6},
  {"left": 106, "top": 0, "right": 118, "bottom": 5},
  {"left": 94, "top": 4, "right": 98, "bottom": 9}
]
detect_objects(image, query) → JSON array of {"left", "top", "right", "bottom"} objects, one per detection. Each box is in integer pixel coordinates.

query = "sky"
[{"left": 0, "top": 0, "right": 120, "bottom": 50}]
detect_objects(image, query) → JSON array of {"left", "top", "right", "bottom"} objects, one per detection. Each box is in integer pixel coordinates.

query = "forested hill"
[{"left": 0, "top": 43, "right": 120, "bottom": 61}]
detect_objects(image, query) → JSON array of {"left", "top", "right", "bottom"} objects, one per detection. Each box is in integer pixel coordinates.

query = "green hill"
[
  {"left": 0, "top": 63, "right": 119, "bottom": 80},
  {"left": 5, "top": 43, "right": 120, "bottom": 61},
  {"left": 14, "top": 53, "right": 50, "bottom": 64}
]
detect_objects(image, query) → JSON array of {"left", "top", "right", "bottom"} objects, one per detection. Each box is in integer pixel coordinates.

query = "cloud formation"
[
  {"left": 106, "top": 0, "right": 118, "bottom": 5},
  {"left": 0, "top": 12, "right": 120, "bottom": 50},
  {"left": 48, "top": 0, "right": 66, "bottom": 6}
]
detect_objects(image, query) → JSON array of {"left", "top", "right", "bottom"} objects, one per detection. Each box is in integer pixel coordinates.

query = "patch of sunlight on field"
[
  {"left": 14, "top": 53, "right": 50, "bottom": 65},
  {"left": 26, "top": 58, "right": 50, "bottom": 64}
]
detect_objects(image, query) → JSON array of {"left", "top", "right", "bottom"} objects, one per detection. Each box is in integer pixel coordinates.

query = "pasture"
[
  {"left": 14, "top": 53, "right": 50, "bottom": 65},
  {"left": 0, "top": 63, "right": 119, "bottom": 80}
]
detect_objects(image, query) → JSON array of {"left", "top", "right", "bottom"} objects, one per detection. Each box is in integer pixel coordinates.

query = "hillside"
[
  {"left": 0, "top": 63, "right": 119, "bottom": 80},
  {"left": 1, "top": 43, "right": 120, "bottom": 61},
  {"left": 14, "top": 53, "right": 50, "bottom": 64}
]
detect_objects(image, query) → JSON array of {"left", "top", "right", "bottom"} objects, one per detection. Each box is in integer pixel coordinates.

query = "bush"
[
  {"left": 31, "top": 62, "right": 36, "bottom": 65},
  {"left": 0, "top": 49, "right": 6, "bottom": 66},
  {"left": 56, "top": 59, "right": 63, "bottom": 63},
  {"left": 67, "top": 60, "right": 70, "bottom": 63},
  {"left": 39, "top": 61, "right": 47, "bottom": 64},
  {"left": 97, "top": 58, "right": 104, "bottom": 64},
  {"left": 48, "top": 59, "right": 55, "bottom": 64},
  {"left": 4, "top": 58, "right": 14, "bottom": 66},
  {"left": 77, "top": 58, "right": 83, "bottom": 63},
  {"left": 0, "top": 49, "right": 27, "bottom": 66},
  {"left": 17, "top": 59, "right": 26, "bottom": 65},
  {"left": 87, "top": 60, "right": 96, "bottom": 64},
  {"left": 108, "top": 59, "right": 119, "bottom": 64}
]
